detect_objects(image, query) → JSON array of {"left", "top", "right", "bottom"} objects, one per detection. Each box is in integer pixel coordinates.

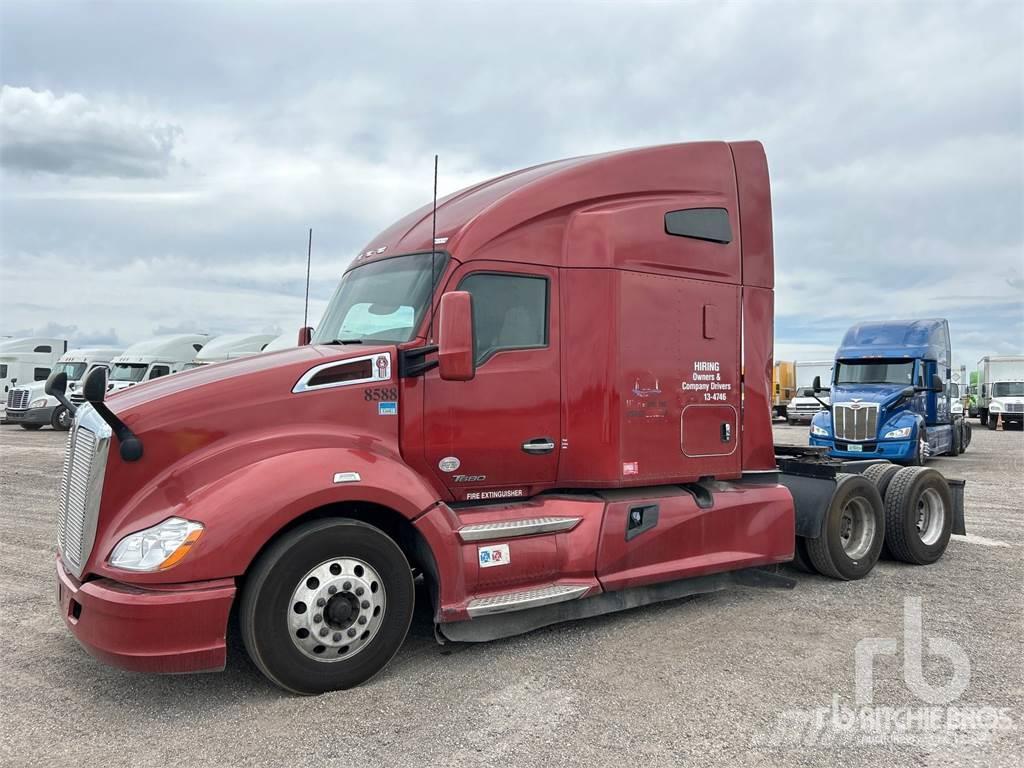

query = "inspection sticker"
[
  {"left": 378, "top": 401, "right": 398, "bottom": 416},
  {"left": 478, "top": 543, "right": 510, "bottom": 568}
]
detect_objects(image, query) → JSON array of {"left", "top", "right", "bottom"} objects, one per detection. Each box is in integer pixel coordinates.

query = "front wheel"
[
  {"left": 20, "top": 423, "right": 43, "bottom": 431},
  {"left": 240, "top": 518, "right": 415, "bottom": 695},
  {"left": 806, "top": 473, "right": 885, "bottom": 580},
  {"left": 51, "top": 406, "right": 72, "bottom": 431},
  {"left": 987, "top": 413, "right": 999, "bottom": 430}
]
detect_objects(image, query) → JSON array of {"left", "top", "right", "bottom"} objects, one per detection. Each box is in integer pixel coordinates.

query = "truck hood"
[{"left": 830, "top": 383, "right": 912, "bottom": 407}]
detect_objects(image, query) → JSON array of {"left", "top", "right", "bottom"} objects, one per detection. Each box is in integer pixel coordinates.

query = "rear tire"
[
  {"left": 240, "top": 518, "right": 415, "bottom": 695},
  {"left": 950, "top": 422, "right": 962, "bottom": 456},
  {"left": 883, "top": 467, "right": 953, "bottom": 565},
  {"left": 861, "top": 463, "right": 902, "bottom": 499},
  {"left": 806, "top": 473, "right": 885, "bottom": 580},
  {"left": 962, "top": 421, "right": 972, "bottom": 450},
  {"left": 20, "top": 423, "right": 43, "bottom": 431}
]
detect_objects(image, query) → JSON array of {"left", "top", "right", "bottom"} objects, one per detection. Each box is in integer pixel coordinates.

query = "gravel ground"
[{"left": 1, "top": 421, "right": 1021, "bottom": 767}]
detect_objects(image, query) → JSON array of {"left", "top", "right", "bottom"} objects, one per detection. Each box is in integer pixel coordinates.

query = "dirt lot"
[{"left": 0, "top": 421, "right": 1021, "bottom": 767}]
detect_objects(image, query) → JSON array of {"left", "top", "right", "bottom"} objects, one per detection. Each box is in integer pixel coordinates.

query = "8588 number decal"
[{"left": 364, "top": 387, "right": 398, "bottom": 401}]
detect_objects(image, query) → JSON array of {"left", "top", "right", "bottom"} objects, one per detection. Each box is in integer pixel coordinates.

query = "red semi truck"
[{"left": 49, "top": 141, "right": 965, "bottom": 694}]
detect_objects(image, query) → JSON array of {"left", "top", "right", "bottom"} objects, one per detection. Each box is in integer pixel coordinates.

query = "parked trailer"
[
  {"left": 976, "top": 355, "right": 1024, "bottom": 429},
  {"left": 772, "top": 360, "right": 795, "bottom": 419},
  {"left": 5, "top": 347, "right": 122, "bottom": 430},
  {"left": 49, "top": 141, "right": 966, "bottom": 694}
]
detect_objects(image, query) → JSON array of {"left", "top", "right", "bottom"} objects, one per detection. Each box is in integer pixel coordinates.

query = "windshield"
[
  {"left": 993, "top": 382, "right": 1024, "bottom": 397},
  {"left": 54, "top": 362, "right": 87, "bottom": 380},
  {"left": 312, "top": 253, "right": 447, "bottom": 345},
  {"left": 835, "top": 359, "right": 915, "bottom": 386},
  {"left": 949, "top": 382, "right": 960, "bottom": 398},
  {"left": 110, "top": 363, "right": 148, "bottom": 382}
]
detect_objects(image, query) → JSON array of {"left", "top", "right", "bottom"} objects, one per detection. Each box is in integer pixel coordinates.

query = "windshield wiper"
[{"left": 327, "top": 339, "right": 363, "bottom": 345}]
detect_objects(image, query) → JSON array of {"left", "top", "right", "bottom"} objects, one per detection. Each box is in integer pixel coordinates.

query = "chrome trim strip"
[
  {"left": 467, "top": 583, "right": 591, "bottom": 617},
  {"left": 458, "top": 516, "right": 582, "bottom": 542},
  {"left": 333, "top": 472, "right": 362, "bottom": 484},
  {"left": 292, "top": 352, "right": 392, "bottom": 394}
]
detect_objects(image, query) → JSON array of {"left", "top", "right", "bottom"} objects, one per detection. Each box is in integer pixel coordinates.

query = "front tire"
[
  {"left": 240, "top": 518, "right": 415, "bottom": 695},
  {"left": 806, "top": 473, "right": 885, "bottom": 580},
  {"left": 883, "top": 467, "right": 953, "bottom": 565},
  {"left": 20, "top": 423, "right": 43, "bottom": 431},
  {"left": 51, "top": 406, "right": 72, "bottom": 431}
]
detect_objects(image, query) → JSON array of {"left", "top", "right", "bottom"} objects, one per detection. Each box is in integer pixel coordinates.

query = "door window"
[
  {"left": 457, "top": 273, "right": 548, "bottom": 364},
  {"left": 149, "top": 365, "right": 171, "bottom": 379},
  {"left": 33, "top": 368, "right": 50, "bottom": 381}
]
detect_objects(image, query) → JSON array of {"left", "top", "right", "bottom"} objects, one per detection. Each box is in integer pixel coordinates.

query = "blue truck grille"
[{"left": 833, "top": 403, "right": 879, "bottom": 442}]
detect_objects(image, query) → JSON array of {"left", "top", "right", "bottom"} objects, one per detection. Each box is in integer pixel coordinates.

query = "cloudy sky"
[{"left": 1, "top": 0, "right": 1021, "bottom": 369}]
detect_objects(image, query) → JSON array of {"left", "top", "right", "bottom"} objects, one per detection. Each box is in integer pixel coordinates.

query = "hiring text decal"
[{"left": 682, "top": 360, "right": 733, "bottom": 402}]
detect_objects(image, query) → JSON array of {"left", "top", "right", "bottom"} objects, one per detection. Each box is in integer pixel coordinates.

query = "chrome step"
[
  {"left": 466, "top": 583, "right": 591, "bottom": 617},
  {"left": 457, "top": 516, "right": 581, "bottom": 542}
]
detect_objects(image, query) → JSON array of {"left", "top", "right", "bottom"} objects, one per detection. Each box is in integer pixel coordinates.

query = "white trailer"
[
  {"left": 183, "top": 333, "right": 276, "bottom": 368},
  {"left": 5, "top": 347, "right": 122, "bottom": 430},
  {"left": 977, "top": 355, "right": 1024, "bottom": 428}
]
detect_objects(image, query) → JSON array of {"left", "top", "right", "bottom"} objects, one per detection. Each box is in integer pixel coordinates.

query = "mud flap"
[{"left": 947, "top": 478, "right": 967, "bottom": 535}]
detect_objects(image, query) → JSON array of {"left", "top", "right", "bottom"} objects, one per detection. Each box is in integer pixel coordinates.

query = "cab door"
[{"left": 423, "top": 262, "right": 560, "bottom": 498}]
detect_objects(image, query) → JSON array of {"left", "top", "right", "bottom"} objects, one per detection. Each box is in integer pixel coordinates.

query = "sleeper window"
[{"left": 457, "top": 273, "right": 548, "bottom": 364}]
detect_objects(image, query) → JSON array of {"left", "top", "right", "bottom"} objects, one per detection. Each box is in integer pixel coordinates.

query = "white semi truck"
[
  {"left": 71, "top": 334, "right": 208, "bottom": 404},
  {"left": 4, "top": 347, "right": 122, "bottom": 430},
  {"left": 182, "top": 333, "right": 276, "bottom": 368},
  {"left": 786, "top": 359, "right": 833, "bottom": 425},
  {"left": 977, "top": 355, "right": 1024, "bottom": 429},
  {"left": 0, "top": 337, "right": 68, "bottom": 423}
]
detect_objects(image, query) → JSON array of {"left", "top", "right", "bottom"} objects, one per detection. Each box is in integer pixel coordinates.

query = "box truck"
[
  {"left": 809, "top": 319, "right": 971, "bottom": 463},
  {"left": 4, "top": 347, "right": 122, "bottom": 430},
  {"left": 771, "top": 360, "right": 795, "bottom": 419},
  {"left": 48, "top": 142, "right": 966, "bottom": 694},
  {"left": 786, "top": 360, "right": 833, "bottom": 424},
  {"left": 976, "top": 355, "right": 1024, "bottom": 428}
]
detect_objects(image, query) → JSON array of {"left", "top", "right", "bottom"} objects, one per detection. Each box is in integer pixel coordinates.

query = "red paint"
[{"left": 59, "top": 140, "right": 799, "bottom": 676}]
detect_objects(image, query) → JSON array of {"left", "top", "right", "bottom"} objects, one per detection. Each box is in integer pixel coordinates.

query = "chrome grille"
[
  {"left": 7, "top": 388, "right": 30, "bottom": 410},
  {"left": 1006, "top": 403, "right": 1024, "bottom": 414},
  {"left": 833, "top": 403, "right": 879, "bottom": 442},
  {"left": 56, "top": 406, "right": 111, "bottom": 578}
]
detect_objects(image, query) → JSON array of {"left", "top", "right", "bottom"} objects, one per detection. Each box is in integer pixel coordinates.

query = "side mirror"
[
  {"left": 297, "top": 326, "right": 313, "bottom": 346},
  {"left": 45, "top": 371, "right": 67, "bottom": 398},
  {"left": 45, "top": 370, "right": 77, "bottom": 417},
  {"left": 813, "top": 375, "right": 830, "bottom": 393},
  {"left": 931, "top": 373, "right": 945, "bottom": 393},
  {"left": 82, "top": 366, "right": 108, "bottom": 404},
  {"left": 438, "top": 291, "right": 475, "bottom": 381}
]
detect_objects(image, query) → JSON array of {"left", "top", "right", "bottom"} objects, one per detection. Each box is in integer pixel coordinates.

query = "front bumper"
[
  {"left": 809, "top": 435, "right": 916, "bottom": 461},
  {"left": 56, "top": 555, "right": 236, "bottom": 674},
  {"left": 788, "top": 411, "right": 820, "bottom": 423},
  {"left": 5, "top": 406, "right": 55, "bottom": 425}
]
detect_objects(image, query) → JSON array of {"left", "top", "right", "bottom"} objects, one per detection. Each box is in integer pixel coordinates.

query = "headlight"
[
  {"left": 989, "top": 402, "right": 1002, "bottom": 412},
  {"left": 108, "top": 517, "right": 204, "bottom": 572},
  {"left": 884, "top": 426, "right": 913, "bottom": 439},
  {"left": 811, "top": 424, "right": 829, "bottom": 437},
  {"left": 30, "top": 398, "right": 47, "bottom": 408}
]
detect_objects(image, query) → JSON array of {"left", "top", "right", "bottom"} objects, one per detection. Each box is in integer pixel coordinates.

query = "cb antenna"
[
  {"left": 303, "top": 228, "right": 313, "bottom": 329},
  {"left": 429, "top": 154, "right": 439, "bottom": 342}
]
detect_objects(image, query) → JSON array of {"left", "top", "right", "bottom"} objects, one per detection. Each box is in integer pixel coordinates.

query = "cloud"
[{"left": 0, "top": 85, "right": 181, "bottom": 178}]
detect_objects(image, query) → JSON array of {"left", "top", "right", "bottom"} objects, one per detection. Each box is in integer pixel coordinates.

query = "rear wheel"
[
  {"left": 861, "top": 463, "right": 902, "bottom": 499},
  {"left": 962, "top": 421, "right": 972, "bottom": 450},
  {"left": 950, "top": 421, "right": 962, "bottom": 456},
  {"left": 20, "top": 423, "right": 43, "bottom": 431},
  {"left": 51, "top": 406, "right": 72, "bottom": 431},
  {"left": 241, "top": 518, "right": 415, "bottom": 695},
  {"left": 791, "top": 536, "right": 815, "bottom": 573},
  {"left": 883, "top": 467, "right": 953, "bottom": 565},
  {"left": 806, "top": 473, "right": 885, "bottom": 580}
]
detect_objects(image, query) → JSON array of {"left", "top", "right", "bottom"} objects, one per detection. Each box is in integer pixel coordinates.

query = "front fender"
[{"left": 89, "top": 447, "right": 443, "bottom": 584}]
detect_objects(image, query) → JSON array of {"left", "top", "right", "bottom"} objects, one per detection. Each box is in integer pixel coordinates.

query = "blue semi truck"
[{"left": 808, "top": 319, "right": 971, "bottom": 464}]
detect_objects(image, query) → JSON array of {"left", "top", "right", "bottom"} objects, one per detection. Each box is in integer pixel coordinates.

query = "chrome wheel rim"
[
  {"left": 288, "top": 557, "right": 386, "bottom": 662},
  {"left": 58, "top": 409, "right": 72, "bottom": 428},
  {"left": 839, "top": 497, "right": 875, "bottom": 560},
  {"left": 916, "top": 488, "right": 945, "bottom": 546}
]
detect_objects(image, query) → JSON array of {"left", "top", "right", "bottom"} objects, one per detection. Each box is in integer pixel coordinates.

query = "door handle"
[
  {"left": 721, "top": 422, "right": 732, "bottom": 442},
  {"left": 522, "top": 438, "right": 556, "bottom": 455}
]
